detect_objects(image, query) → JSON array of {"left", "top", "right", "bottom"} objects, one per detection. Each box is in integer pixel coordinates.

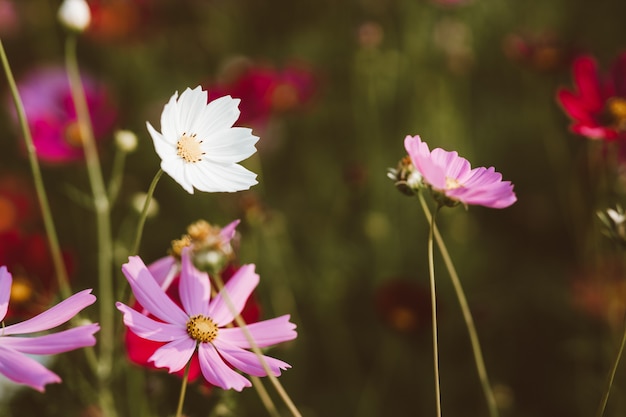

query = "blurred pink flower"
[
  {"left": 116, "top": 249, "right": 296, "bottom": 391},
  {"left": 207, "top": 59, "right": 317, "bottom": 136},
  {"left": 11, "top": 67, "right": 117, "bottom": 163},
  {"left": 404, "top": 135, "right": 517, "bottom": 208},
  {"left": 557, "top": 52, "right": 626, "bottom": 140},
  {"left": 0, "top": 266, "right": 98, "bottom": 392}
]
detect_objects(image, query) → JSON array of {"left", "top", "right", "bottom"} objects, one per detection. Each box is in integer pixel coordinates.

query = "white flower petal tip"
[{"left": 147, "top": 86, "right": 260, "bottom": 194}]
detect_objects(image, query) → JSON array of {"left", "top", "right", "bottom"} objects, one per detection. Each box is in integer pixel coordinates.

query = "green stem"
[
  {"left": 107, "top": 145, "right": 127, "bottom": 205},
  {"left": 131, "top": 169, "right": 163, "bottom": 255},
  {"left": 0, "top": 38, "right": 71, "bottom": 300},
  {"left": 427, "top": 204, "right": 442, "bottom": 417},
  {"left": 212, "top": 273, "right": 302, "bottom": 417},
  {"left": 65, "top": 34, "right": 117, "bottom": 417},
  {"left": 596, "top": 317, "right": 626, "bottom": 417},
  {"left": 175, "top": 361, "right": 191, "bottom": 417},
  {"left": 418, "top": 193, "right": 499, "bottom": 417}
]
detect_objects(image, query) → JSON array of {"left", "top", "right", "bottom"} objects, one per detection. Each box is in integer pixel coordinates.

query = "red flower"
[
  {"left": 0, "top": 173, "right": 38, "bottom": 234},
  {"left": 557, "top": 52, "right": 626, "bottom": 140},
  {"left": 0, "top": 230, "right": 74, "bottom": 320},
  {"left": 123, "top": 260, "right": 261, "bottom": 383}
]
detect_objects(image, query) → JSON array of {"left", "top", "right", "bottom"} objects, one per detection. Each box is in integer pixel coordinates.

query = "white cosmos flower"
[{"left": 147, "top": 86, "right": 259, "bottom": 194}]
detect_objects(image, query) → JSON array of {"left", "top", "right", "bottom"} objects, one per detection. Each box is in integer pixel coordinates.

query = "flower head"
[
  {"left": 116, "top": 249, "right": 296, "bottom": 391},
  {"left": 10, "top": 66, "right": 117, "bottom": 164},
  {"left": 557, "top": 52, "right": 626, "bottom": 140},
  {"left": 58, "top": 0, "right": 91, "bottom": 32},
  {"left": 0, "top": 266, "right": 98, "bottom": 391},
  {"left": 404, "top": 135, "right": 517, "bottom": 208},
  {"left": 147, "top": 86, "right": 259, "bottom": 194}
]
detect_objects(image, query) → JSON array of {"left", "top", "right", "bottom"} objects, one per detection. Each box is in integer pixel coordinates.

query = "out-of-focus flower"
[
  {"left": 147, "top": 86, "right": 258, "bottom": 194},
  {"left": 57, "top": 0, "right": 91, "bottom": 32},
  {"left": 0, "top": 173, "right": 37, "bottom": 233},
  {"left": 557, "top": 52, "right": 626, "bottom": 141},
  {"left": 503, "top": 31, "right": 576, "bottom": 72},
  {"left": 357, "top": 22, "right": 384, "bottom": 50},
  {"left": 375, "top": 279, "right": 431, "bottom": 334},
  {"left": 0, "top": 230, "right": 74, "bottom": 319},
  {"left": 0, "top": 0, "right": 19, "bottom": 37},
  {"left": 130, "top": 193, "right": 159, "bottom": 219},
  {"left": 207, "top": 58, "right": 317, "bottom": 140},
  {"left": 114, "top": 129, "right": 138, "bottom": 153},
  {"left": 432, "top": 17, "right": 474, "bottom": 74},
  {"left": 87, "top": 0, "right": 151, "bottom": 42},
  {"left": 10, "top": 67, "right": 117, "bottom": 164},
  {"left": 117, "top": 249, "right": 296, "bottom": 391},
  {"left": 0, "top": 266, "right": 98, "bottom": 392},
  {"left": 598, "top": 205, "right": 626, "bottom": 246},
  {"left": 404, "top": 135, "right": 517, "bottom": 208}
]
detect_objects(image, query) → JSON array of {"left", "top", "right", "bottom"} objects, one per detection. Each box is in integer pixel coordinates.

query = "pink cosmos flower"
[
  {"left": 116, "top": 249, "right": 297, "bottom": 391},
  {"left": 0, "top": 265, "right": 99, "bottom": 391},
  {"left": 557, "top": 52, "right": 626, "bottom": 140},
  {"left": 11, "top": 66, "right": 117, "bottom": 163},
  {"left": 404, "top": 135, "right": 517, "bottom": 208}
]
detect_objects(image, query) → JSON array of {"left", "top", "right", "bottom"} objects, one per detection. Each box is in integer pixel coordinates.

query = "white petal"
[
  {"left": 194, "top": 95, "right": 241, "bottom": 138},
  {"left": 177, "top": 86, "right": 209, "bottom": 135},
  {"left": 202, "top": 127, "right": 259, "bottom": 163}
]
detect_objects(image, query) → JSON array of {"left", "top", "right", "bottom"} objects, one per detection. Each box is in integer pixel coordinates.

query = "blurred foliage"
[{"left": 2, "top": 0, "right": 626, "bottom": 416}]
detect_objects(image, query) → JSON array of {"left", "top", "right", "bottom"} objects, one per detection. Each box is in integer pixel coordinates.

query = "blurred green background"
[{"left": 2, "top": 0, "right": 626, "bottom": 416}]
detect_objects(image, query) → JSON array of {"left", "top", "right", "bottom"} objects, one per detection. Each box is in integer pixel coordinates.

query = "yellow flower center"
[
  {"left": 445, "top": 177, "right": 463, "bottom": 190},
  {"left": 608, "top": 97, "right": 626, "bottom": 130},
  {"left": 10, "top": 276, "right": 34, "bottom": 305},
  {"left": 64, "top": 121, "right": 85, "bottom": 147},
  {"left": 177, "top": 133, "right": 205, "bottom": 163},
  {"left": 186, "top": 315, "right": 219, "bottom": 343}
]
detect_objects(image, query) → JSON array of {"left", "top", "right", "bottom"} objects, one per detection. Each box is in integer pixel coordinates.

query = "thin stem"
[
  {"left": 427, "top": 204, "right": 442, "bottom": 417},
  {"left": 596, "top": 317, "right": 626, "bottom": 417},
  {"left": 249, "top": 375, "right": 281, "bottom": 417},
  {"left": 65, "top": 34, "right": 117, "bottom": 417},
  {"left": 418, "top": 193, "right": 499, "bottom": 417},
  {"left": 212, "top": 272, "right": 302, "bottom": 417},
  {"left": 175, "top": 361, "right": 191, "bottom": 417},
  {"left": 131, "top": 169, "right": 163, "bottom": 255},
  {"left": 0, "top": 38, "right": 71, "bottom": 300},
  {"left": 107, "top": 145, "right": 128, "bottom": 205}
]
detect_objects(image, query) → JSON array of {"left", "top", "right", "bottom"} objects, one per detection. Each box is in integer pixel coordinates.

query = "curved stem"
[
  {"left": 65, "top": 34, "right": 116, "bottom": 417},
  {"left": 418, "top": 193, "right": 499, "bottom": 417},
  {"left": 212, "top": 273, "right": 302, "bottom": 417},
  {"left": 596, "top": 317, "right": 626, "bottom": 417},
  {"left": 427, "top": 203, "right": 442, "bottom": 417},
  {"left": 0, "top": 38, "right": 71, "bottom": 300},
  {"left": 131, "top": 169, "right": 163, "bottom": 255},
  {"left": 175, "top": 361, "right": 191, "bottom": 417}
]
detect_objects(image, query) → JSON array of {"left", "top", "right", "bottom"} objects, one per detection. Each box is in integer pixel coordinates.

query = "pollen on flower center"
[
  {"left": 607, "top": 97, "right": 626, "bottom": 130},
  {"left": 445, "top": 177, "right": 463, "bottom": 190},
  {"left": 186, "top": 314, "right": 219, "bottom": 343},
  {"left": 177, "top": 133, "right": 205, "bottom": 163}
]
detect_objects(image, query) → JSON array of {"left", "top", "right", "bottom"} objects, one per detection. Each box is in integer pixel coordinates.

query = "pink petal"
[
  {"left": 557, "top": 90, "right": 596, "bottom": 123},
  {"left": 219, "top": 315, "right": 297, "bottom": 348},
  {"left": 147, "top": 255, "right": 178, "bottom": 290},
  {"left": 179, "top": 248, "right": 211, "bottom": 317},
  {"left": 572, "top": 56, "right": 603, "bottom": 111},
  {"left": 122, "top": 256, "right": 188, "bottom": 325},
  {"left": 2, "top": 290, "right": 95, "bottom": 336},
  {"left": 220, "top": 219, "right": 241, "bottom": 243},
  {"left": 208, "top": 264, "right": 259, "bottom": 326},
  {"left": 116, "top": 302, "right": 188, "bottom": 342},
  {"left": 0, "top": 266, "right": 12, "bottom": 322},
  {"left": 149, "top": 337, "right": 196, "bottom": 373},
  {"left": 197, "top": 343, "right": 251, "bottom": 391},
  {"left": 0, "top": 345, "right": 61, "bottom": 392},
  {"left": 213, "top": 338, "right": 291, "bottom": 377},
  {"left": 0, "top": 324, "right": 99, "bottom": 355}
]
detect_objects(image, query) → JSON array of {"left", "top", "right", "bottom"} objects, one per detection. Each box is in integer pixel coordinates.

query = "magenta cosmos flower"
[
  {"left": 116, "top": 248, "right": 296, "bottom": 391},
  {"left": 11, "top": 66, "right": 117, "bottom": 163},
  {"left": 0, "top": 265, "right": 99, "bottom": 391},
  {"left": 557, "top": 52, "right": 626, "bottom": 140},
  {"left": 404, "top": 135, "right": 517, "bottom": 208}
]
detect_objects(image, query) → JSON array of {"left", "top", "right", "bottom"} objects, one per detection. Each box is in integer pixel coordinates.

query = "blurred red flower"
[
  {"left": 124, "top": 263, "right": 261, "bottom": 383},
  {"left": 87, "top": 0, "right": 153, "bottom": 43},
  {"left": 10, "top": 67, "right": 117, "bottom": 163},
  {"left": 0, "top": 173, "right": 38, "bottom": 234},
  {"left": 557, "top": 52, "right": 626, "bottom": 141},
  {"left": 0, "top": 230, "right": 74, "bottom": 320}
]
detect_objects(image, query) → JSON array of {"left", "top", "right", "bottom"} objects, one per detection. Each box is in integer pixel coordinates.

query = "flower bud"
[
  {"left": 131, "top": 193, "right": 159, "bottom": 219},
  {"left": 58, "top": 0, "right": 91, "bottom": 32},
  {"left": 598, "top": 205, "right": 626, "bottom": 247},
  {"left": 387, "top": 155, "right": 423, "bottom": 196},
  {"left": 115, "top": 129, "right": 138, "bottom": 153}
]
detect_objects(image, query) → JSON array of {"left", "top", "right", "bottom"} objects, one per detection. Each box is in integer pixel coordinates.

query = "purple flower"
[
  {"left": 10, "top": 66, "right": 117, "bottom": 164},
  {"left": 116, "top": 248, "right": 297, "bottom": 391},
  {"left": 0, "top": 265, "right": 99, "bottom": 392},
  {"left": 404, "top": 135, "right": 517, "bottom": 208}
]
